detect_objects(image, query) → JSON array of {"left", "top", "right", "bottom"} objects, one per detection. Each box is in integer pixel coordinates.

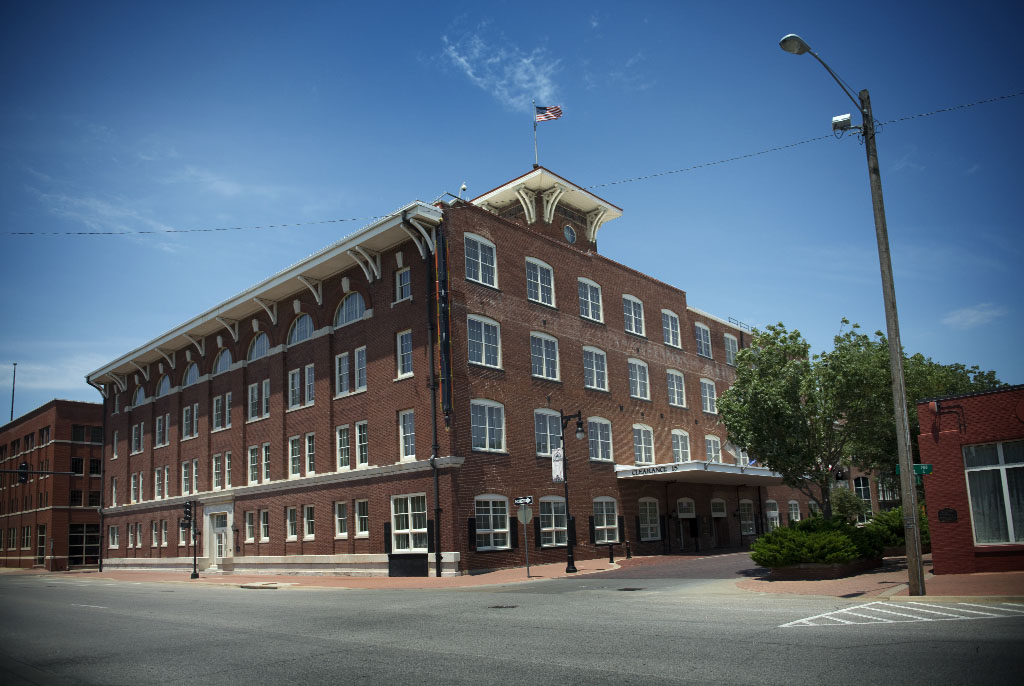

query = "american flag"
[{"left": 535, "top": 105, "right": 563, "bottom": 122}]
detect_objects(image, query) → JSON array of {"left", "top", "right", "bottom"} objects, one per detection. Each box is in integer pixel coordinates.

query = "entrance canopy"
[{"left": 614, "top": 461, "right": 783, "bottom": 486}]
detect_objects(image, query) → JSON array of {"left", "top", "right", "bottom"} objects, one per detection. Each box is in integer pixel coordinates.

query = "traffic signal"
[
  {"left": 18, "top": 462, "right": 28, "bottom": 484},
  {"left": 183, "top": 501, "right": 193, "bottom": 521}
]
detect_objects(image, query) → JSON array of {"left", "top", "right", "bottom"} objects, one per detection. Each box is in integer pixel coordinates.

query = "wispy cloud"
[
  {"left": 30, "top": 189, "right": 176, "bottom": 235},
  {"left": 941, "top": 303, "right": 1009, "bottom": 329},
  {"left": 888, "top": 147, "right": 925, "bottom": 174},
  {"left": 965, "top": 163, "right": 980, "bottom": 176},
  {"left": 0, "top": 353, "right": 112, "bottom": 393},
  {"left": 165, "top": 165, "right": 287, "bottom": 200},
  {"left": 441, "top": 32, "right": 559, "bottom": 111}
]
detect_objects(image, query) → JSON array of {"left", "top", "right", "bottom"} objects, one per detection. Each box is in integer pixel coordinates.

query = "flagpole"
[{"left": 532, "top": 99, "right": 539, "bottom": 167}]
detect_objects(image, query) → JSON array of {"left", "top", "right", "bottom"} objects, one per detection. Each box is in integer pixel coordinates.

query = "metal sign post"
[{"left": 517, "top": 504, "right": 533, "bottom": 577}]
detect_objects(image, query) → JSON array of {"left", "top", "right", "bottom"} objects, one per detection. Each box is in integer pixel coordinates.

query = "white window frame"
[
  {"left": 396, "top": 330, "right": 413, "bottom": 378},
  {"left": 355, "top": 421, "right": 369, "bottom": 467},
  {"left": 695, "top": 323, "right": 713, "bottom": 358},
  {"left": 286, "top": 507, "right": 298, "bottom": 540},
  {"left": 464, "top": 233, "right": 497, "bottom": 288},
  {"left": 963, "top": 440, "right": 1023, "bottom": 545},
  {"left": 622, "top": 294, "right": 645, "bottom": 336},
  {"left": 245, "top": 512, "right": 255, "bottom": 542},
  {"left": 765, "top": 500, "right": 780, "bottom": 531},
  {"left": 289, "top": 436, "right": 302, "bottom": 478},
  {"left": 355, "top": 499, "right": 369, "bottom": 537},
  {"left": 534, "top": 408, "right": 562, "bottom": 457},
  {"left": 671, "top": 429, "right": 690, "bottom": 463},
  {"left": 710, "top": 498, "right": 727, "bottom": 518},
  {"left": 705, "top": 435, "right": 722, "bottom": 463},
  {"left": 213, "top": 395, "right": 225, "bottom": 431},
  {"left": 724, "top": 334, "right": 739, "bottom": 366},
  {"left": 399, "top": 410, "right": 415, "bottom": 460},
  {"left": 525, "top": 257, "right": 556, "bottom": 307},
  {"left": 530, "top": 332, "right": 559, "bottom": 381},
  {"left": 667, "top": 370, "right": 686, "bottom": 407},
  {"left": 587, "top": 417, "right": 613, "bottom": 462},
  {"left": 262, "top": 442, "right": 271, "bottom": 482},
  {"left": 628, "top": 359, "right": 650, "bottom": 400},
  {"left": 467, "top": 315, "right": 501, "bottom": 368},
  {"left": 248, "top": 446, "right": 259, "bottom": 485},
  {"left": 305, "top": 433, "right": 316, "bottom": 474},
  {"left": 632, "top": 424, "right": 654, "bottom": 464},
  {"left": 335, "top": 351, "right": 350, "bottom": 396},
  {"left": 639, "top": 497, "right": 661, "bottom": 541},
  {"left": 336, "top": 292, "right": 367, "bottom": 327},
  {"left": 788, "top": 500, "right": 801, "bottom": 523},
  {"left": 303, "top": 505, "right": 315, "bottom": 539},
  {"left": 304, "top": 363, "right": 315, "bottom": 405},
  {"left": 288, "top": 369, "right": 301, "bottom": 409},
  {"left": 287, "top": 314, "right": 314, "bottom": 346},
  {"left": 577, "top": 278, "right": 603, "bottom": 322},
  {"left": 336, "top": 425, "right": 350, "bottom": 469},
  {"left": 395, "top": 267, "right": 412, "bottom": 303},
  {"left": 539, "top": 496, "right": 567, "bottom": 547},
  {"left": 475, "top": 495, "right": 511, "bottom": 550},
  {"left": 212, "top": 454, "right": 223, "bottom": 490},
  {"left": 593, "top": 497, "right": 619, "bottom": 544},
  {"left": 391, "top": 493, "right": 428, "bottom": 552},
  {"left": 700, "top": 378, "right": 717, "bottom": 414},
  {"left": 260, "top": 510, "right": 270, "bottom": 541},
  {"left": 583, "top": 346, "right": 608, "bottom": 391},
  {"left": 471, "top": 399, "right": 505, "bottom": 453},
  {"left": 677, "top": 498, "right": 696, "bottom": 519},
  {"left": 661, "top": 309, "right": 680, "bottom": 348},
  {"left": 739, "top": 499, "right": 755, "bottom": 535},
  {"left": 334, "top": 501, "right": 348, "bottom": 538}
]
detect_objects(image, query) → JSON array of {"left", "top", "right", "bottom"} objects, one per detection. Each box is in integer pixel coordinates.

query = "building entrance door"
[
  {"left": 678, "top": 517, "right": 700, "bottom": 552},
  {"left": 210, "top": 513, "right": 229, "bottom": 568},
  {"left": 35, "top": 525, "right": 46, "bottom": 565}
]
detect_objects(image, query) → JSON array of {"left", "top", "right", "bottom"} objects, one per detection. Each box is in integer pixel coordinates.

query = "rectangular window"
[
  {"left": 179, "top": 520, "right": 189, "bottom": 546},
  {"left": 672, "top": 431, "right": 690, "bottom": 462},
  {"left": 182, "top": 406, "right": 193, "bottom": 439},
  {"left": 182, "top": 462, "right": 191, "bottom": 495},
  {"left": 583, "top": 348, "right": 607, "bottom": 391},
  {"left": 399, "top": 410, "right": 416, "bottom": 459},
  {"left": 225, "top": 392, "right": 232, "bottom": 427},
  {"left": 71, "top": 457, "right": 84, "bottom": 474},
  {"left": 534, "top": 411, "right": 561, "bottom": 457},
  {"left": 335, "top": 502, "right": 348, "bottom": 537},
  {"left": 262, "top": 379, "right": 270, "bottom": 416},
  {"left": 391, "top": 494, "right": 428, "bottom": 552},
  {"left": 304, "top": 505, "right": 315, "bottom": 538},
  {"left": 111, "top": 477, "right": 118, "bottom": 507},
  {"left": 108, "top": 526, "right": 119, "bottom": 548},
  {"left": 465, "top": 235, "right": 496, "bottom": 287},
  {"left": 963, "top": 440, "right": 1023, "bottom": 544},
  {"left": 213, "top": 396, "right": 224, "bottom": 430},
  {"left": 161, "top": 520, "right": 168, "bottom": 546},
  {"left": 286, "top": 507, "right": 297, "bottom": 540},
  {"left": 633, "top": 426, "right": 654, "bottom": 464},
  {"left": 355, "top": 499, "right": 369, "bottom": 537},
  {"left": 289, "top": 437, "right": 301, "bottom": 477},
  {"left": 594, "top": 500, "right": 619, "bottom": 543},
  {"left": 155, "top": 468, "right": 163, "bottom": 499},
  {"left": 471, "top": 401, "right": 505, "bottom": 452},
  {"left": 530, "top": 333, "right": 559, "bottom": 380},
  {"left": 151, "top": 521, "right": 159, "bottom": 547},
  {"left": 335, "top": 352, "right": 350, "bottom": 395},
  {"left": 260, "top": 510, "right": 270, "bottom": 540},
  {"left": 467, "top": 316, "right": 500, "bottom": 367},
  {"left": 623, "top": 296, "right": 645, "bottom": 336},
  {"left": 577, "top": 279, "right": 602, "bottom": 322},
  {"left": 628, "top": 360, "right": 649, "bottom": 400},
  {"left": 540, "top": 499, "right": 567, "bottom": 546},
  {"left": 112, "top": 430, "right": 118, "bottom": 459},
  {"left": 263, "top": 442, "right": 271, "bottom": 481},
  {"left": 588, "top": 419, "right": 612, "bottom": 461},
  {"left": 131, "top": 424, "right": 142, "bottom": 454},
  {"left": 356, "top": 422, "right": 369, "bottom": 466},
  {"left": 639, "top": 500, "right": 661, "bottom": 540},
  {"left": 304, "top": 364, "right": 315, "bottom": 404},
  {"left": 355, "top": 347, "right": 367, "bottom": 392},
  {"left": 705, "top": 436, "right": 722, "bottom": 463},
  {"left": 700, "top": 379, "right": 717, "bottom": 414},
  {"left": 192, "top": 459, "right": 199, "bottom": 493},
  {"left": 245, "top": 512, "right": 255, "bottom": 542},
  {"left": 695, "top": 324, "right": 712, "bottom": 358},
  {"left": 131, "top": 473, "right": 138, "bottom": 503},
  {"left": 724, "top": 334, "right": 739, "bottom": 366},
  {"left": 667, "top": 371, "right": 686, "bottom": 407},
  {"left": 739, "top": 501, "right": 755, "bottom": 536},
  {"left": 337, "top": 425, "right": 350, "bottom": 469},
  {"left": 525, "top": 259, "right": 554, "bottom": 306},
  {"left": 248, "top": 383, "right": 260, "bottom": 420},
  {"left": 475, "top": 497, "right": 510, "bottom": 549},
  {"left": 155, "top": 415, "right": 167, "bottom": 446},
  {"left": 396, "top": 330, "right": 413, "bottom": 377},
  {"left": 213, "top": 454, "right": 223, "bottom": 489},
  {"left": 288, "top": 369, "right": 301, "bottom": 408},
  {"left": 305, "top": 434, "right": 316, "bottom": 474},
  {"left": 662, "top": 311, "right": 680, "bottom": 347},
  {"left": 249, "top": 447, "right": 259, "bottom": 484},
  {"left": 395, "top": 267, "right": 411, "bottom": 302}
]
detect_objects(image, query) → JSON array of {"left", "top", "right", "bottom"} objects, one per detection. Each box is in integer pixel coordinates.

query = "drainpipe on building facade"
[{"left": 426, "top": 222, "right": 443, "bottom": 578}]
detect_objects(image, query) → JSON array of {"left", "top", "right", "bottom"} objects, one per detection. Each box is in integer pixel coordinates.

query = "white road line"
[
  {"left": 780, "top": 601, "right": 1024, "bottom": 628},
  {"left": 871, "top": 604, "right": 937, "bottom": 619},
  {"left": 838, "top": 611, "right": 893, "bottom": 623},
  {"left": 904, "top": 602, "right": 974, "bottom": 618},
  {"left": 71, "top": 604, "right": 107, "bottom": 609}
]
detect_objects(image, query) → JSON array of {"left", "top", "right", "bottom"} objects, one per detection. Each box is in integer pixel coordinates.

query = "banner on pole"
[{"left": 551, "top": 448, "right": 564, "bottom": 483}]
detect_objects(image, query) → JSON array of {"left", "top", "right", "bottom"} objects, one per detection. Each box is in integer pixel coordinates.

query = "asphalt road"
[{"left": 1, "top": 572, "right": 1022, "bottom": 686}]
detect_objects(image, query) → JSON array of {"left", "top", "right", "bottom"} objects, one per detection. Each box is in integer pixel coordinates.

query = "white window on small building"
[
  {"left": 705, "top": 435, "right": 722, "bottom": 463},
  {"left": 464, "top": 233, "right": 497, "bottom": 288},
  {"left": 583, "top": 346, "right": 607, "bottom": 391},
  {"left": 632, "top": 424, "right": 654, "bottom": 465},
  {"left": 525, "top": 257, "right": 555, "bottom": 307},
  {"left": 587, "top": 417, "right": 613, "bottom": 462},
  {"left": 391, "top": 494, "right": 428, "bottom": 552},
  {"left": 671, "top": 429, "right": 690, "bottom": 463},
  {"left": 530, "top": 332, "right": 559, "bottom": 380},
  {"left": 475, "top": 495, "right": 510, "bottom": 550},
  {"left": 695, "top": 323, "right": 712, "bottom": 358},
  {"left": 808, "top": 501, "right": 820, "bottom": 516},
  {"left": 628, "top": 359, "right": 649, "bottom": 400},
  {"left": 661, "top": 309, "right": 680, "bottom": 348},
  {"left": 739, "top": 500, "right": 755, "bottom": 535},
  {"left": 467, "top": 315, "right": 501, "bottom": 368},
  {"left": 765, "top": 500, "right": 780, "bottom": 531},
  {"left": 677, "top": 498, "right": 696, "bottom": 518},
  {"left": 622, "top": 295, "right": 645, "bottom": 336},
  {"left": 399, "top": 410, "right": 416, "bottom": 460},
  {"left": 639, "top": 498, "right": 661, "bottom": 541},
  {"left": 593, "top": 497, "right": 619, "bottom": 543},
  {"left": 577, "top": 278, "right": 603, "bottom": 322},
  {"left": 471, "top": 400, "right": 505, "bottom": 452},
  {"left": 724, "top": 334, "right": 739, "bottom": 366},
  {"left": 667, "top": 370, "right": 686, "bottom": 407},
  {"left": 539, "top": 496, "right": 567, "bottom": 547},
  {"left": 534, "top": 409, "right": 562, "bottom": 457},
  {"left": 700, "top": 378, "right": 717, "bottom": 414}
]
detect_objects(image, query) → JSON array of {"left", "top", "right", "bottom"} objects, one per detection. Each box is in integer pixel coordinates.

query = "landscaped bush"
[
  {"left": 865, "top": 505, "right": 930, "bottom": 548},
  {"left": 751, "top": 515, "right": 883, "bottom": 567}
]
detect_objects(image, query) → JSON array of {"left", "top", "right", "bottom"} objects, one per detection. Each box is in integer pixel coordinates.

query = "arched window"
[
  {"left": 710, "top": 498, "right": 727, "bottom": 518},
  {"left": 677, "top": 498, "right": 696, "bottom": 518},
  {"left": 788, "top": 500, "right": 801, "bottom": 524},
  {"left": 639, "top": 497, "right": 661, "bottom": 541},
  {"left": 671, "top": 429, "right": 690, "bottom": 462},
  {"left": 765, "top": 500, "right": 780, "bottom": 531},
  {"left": 288, "top": 314, "right": 314, "bottom": 345},
  {"left": 632, "top": 424, "right": 654, "bottom": 464},
  {"left": 247, "top": 332, "right": 269, "bottom": 361},
  {"left": 181, "top": 362, "right": 199, "bottom": 387},
  {"left": 155, "top": 375, "right": 171, "bottom": 398},
  {"left": 132, "top": 386, "right": 146, "bottom": 406},
  {"left": 213, "top": 348, "right": 233, "bottom": 374},
  {"left": 335, "top": 293, "right": 366, "bottom": 327}
]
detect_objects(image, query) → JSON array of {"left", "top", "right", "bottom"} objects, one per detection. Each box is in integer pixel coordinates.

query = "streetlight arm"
[{"left": 806, "top": 51, "right": 863, "bottom": 112}]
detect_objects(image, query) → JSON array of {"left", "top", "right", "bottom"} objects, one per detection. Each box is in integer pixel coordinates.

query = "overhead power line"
[{"left": 4, "top": 90, "right": 1022, "bottom": 237}]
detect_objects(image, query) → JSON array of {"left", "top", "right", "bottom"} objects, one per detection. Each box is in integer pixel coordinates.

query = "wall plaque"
[{"left": 938, "top": 508, "right": 957, "bottom": 523}]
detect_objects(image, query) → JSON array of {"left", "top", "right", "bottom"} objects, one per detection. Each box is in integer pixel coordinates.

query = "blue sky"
[{"left": 2, "top": 1, "right": 1022, "bottom": 419}]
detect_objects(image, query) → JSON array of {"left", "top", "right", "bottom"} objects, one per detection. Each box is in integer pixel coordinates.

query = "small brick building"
[
  {"left": 0, "top": 400, "right": 104, "bottom": 570},
  {"left": 86, "top": 167, "right": 819, "bottom": 576},
  {"left": 918, "top": 385, "right": 1024, "bottom": 574}
]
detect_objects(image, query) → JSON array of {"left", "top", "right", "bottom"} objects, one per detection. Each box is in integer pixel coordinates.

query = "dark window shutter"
[
  {"left": 427, "top": 519, "right": 435, "bottom": 553},
  {"left": 510, "top": 518, "right": 519, "bottom": 549},
  {"left": 617, "top": 515, "right": 625, "bottom": 542},
  {"left": 533, "top": 516, "right": 541, "bottom": 548},
  {"left": 589, "top": 516, "right": 596, "bottom": 544},
  {"left": 635, "top": 516, "right": 642, "bottom": 542},
  {"left": 660, "top": 515, "right": 667, "bottom": 541},
  {"left": 467, "top": 518, "right": 476, "bottom": 550},
  {"left": 384, "top": 522, "right": 392, "bottom": 554}
]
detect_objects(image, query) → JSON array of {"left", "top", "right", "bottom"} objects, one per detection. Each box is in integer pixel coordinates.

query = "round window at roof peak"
[{"left": 563, "top": 225, "right": 577, "bottom": 244}]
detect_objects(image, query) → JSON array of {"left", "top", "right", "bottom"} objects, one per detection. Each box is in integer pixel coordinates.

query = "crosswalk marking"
[{"left": 781, "top": 601, "right": 1024, "bottom": 627}]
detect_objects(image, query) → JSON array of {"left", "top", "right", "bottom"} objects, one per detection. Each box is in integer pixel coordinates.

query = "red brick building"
[
  {"left": 86, "top": 167, "right": 815, "bottom": 576},
  {"left": 0, "top": 400, "right": 104, "bottom": 570},
  {"left": 918, "top": 385, "right": 1024, "bottom": 574}
]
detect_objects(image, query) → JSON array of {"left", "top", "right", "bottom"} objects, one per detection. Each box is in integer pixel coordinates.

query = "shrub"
[
  {"left": 865, "top": 505, "right": 930, "bottom": 548},
  {"left": 751, "top": 527, "right": 860, "bottom": 567}
]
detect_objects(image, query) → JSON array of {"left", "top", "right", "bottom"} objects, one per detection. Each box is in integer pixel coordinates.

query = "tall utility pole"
[{"left": 10, "top": 362, "right": 15, "bottom": 421}]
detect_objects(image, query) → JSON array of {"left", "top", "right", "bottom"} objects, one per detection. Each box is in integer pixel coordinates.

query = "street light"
[
  {"left": 779, "top": 34, "right": 926, "bottom": 596},
  {"left": 559, "top": 409, "right": 585, "bottom": 573}
]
